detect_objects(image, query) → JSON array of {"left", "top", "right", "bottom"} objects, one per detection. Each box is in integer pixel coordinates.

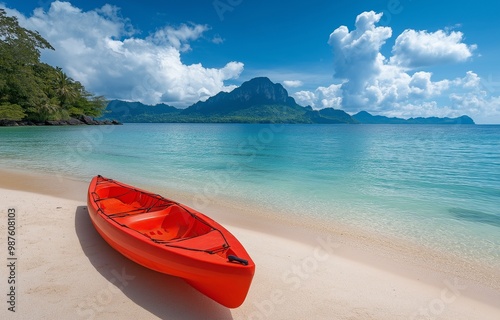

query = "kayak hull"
[{"left": 86, "top": 175, "right": 255, "bottom": 308}]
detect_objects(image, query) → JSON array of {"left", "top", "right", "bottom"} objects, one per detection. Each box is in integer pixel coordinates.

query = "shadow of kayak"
[{"left": 74, "top": 205, "right": 233, "bottom": 320}]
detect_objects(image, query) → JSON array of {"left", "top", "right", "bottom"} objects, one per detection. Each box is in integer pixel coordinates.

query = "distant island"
[
  {"left": 102, "top": 77, "right": 475, "bottom": 125},
  {"left": 352, "top": 111, "right": 474, "bottom": 125},
  {"left": 0, "top": 10, "right": 475, "bottom": 126},
  {"left": 104, "top": 77, "right": 356, "bottom": 124}
]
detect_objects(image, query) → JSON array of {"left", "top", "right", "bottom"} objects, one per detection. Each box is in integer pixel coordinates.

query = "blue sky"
[{"left": 2, "top": 0, "right": 500, "bottom": 123}]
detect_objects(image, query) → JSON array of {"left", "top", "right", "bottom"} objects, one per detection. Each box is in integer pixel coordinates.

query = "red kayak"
[{"left": 87, "top": 175, "right": 255, "bottom": 308}]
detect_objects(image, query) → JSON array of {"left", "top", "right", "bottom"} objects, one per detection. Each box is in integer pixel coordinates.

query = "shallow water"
[{"left": 1, "top": 123, "right": 499, "bottom": 265}]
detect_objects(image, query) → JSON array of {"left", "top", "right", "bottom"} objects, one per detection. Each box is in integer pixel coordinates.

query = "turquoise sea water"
[{"left": 1, "top": 123, "right": 499, "bottom": 265}]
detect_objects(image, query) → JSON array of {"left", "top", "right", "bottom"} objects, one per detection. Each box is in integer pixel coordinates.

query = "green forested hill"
[
  {"left": 352, "top": 111, "right": 475, "bottom": 124},
  {"left": 103, "top": 78, "right": 358, "bottom": 124},
  {"left": 0, "top": 9, "right": 106, "bottom": 123}
]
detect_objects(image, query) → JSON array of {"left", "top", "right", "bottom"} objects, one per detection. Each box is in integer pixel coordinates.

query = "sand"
[{"left": 0, "top": 169, "right": 499, "bottom": 319}]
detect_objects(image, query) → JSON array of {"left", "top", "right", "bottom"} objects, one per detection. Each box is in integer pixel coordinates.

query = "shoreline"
[
  {"left": 0, "top": 115, "right": 122, "bottom": 127},
  {"left": 1, "top": 168, "right": 499, "bottom": 319}
]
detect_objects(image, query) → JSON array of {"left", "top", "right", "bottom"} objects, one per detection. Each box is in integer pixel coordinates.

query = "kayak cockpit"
[
  {"left": 114, "top": 204, "right": 213, "bottom": 242},
  {"left": 92, "top": 179, "right": 172, "bottom": 216},
  {"left": 90, "top": 175, "right": 232, "bottom": 254}
]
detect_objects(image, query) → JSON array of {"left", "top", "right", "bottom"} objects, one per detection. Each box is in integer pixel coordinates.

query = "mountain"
[
  {"left": 179, "top": 77, "right": 310, "bottom": 122},
  {"left": 352, "top": 111, "right": 475, "bottom": 124},
  {"left": 102, "top": 77, "right": 355, "bottom": 123},
  {"left": 100, "top": 78, "right": 474, "bottom": 124},
  {"left": 103, "top": 100, "right": 179, "bottom": 122},
  {"left": 183, "top": 77, "right": 299, "bottom": 115},
  {"left": 305, "top": 108, "right": 357, "bottom": 124}
]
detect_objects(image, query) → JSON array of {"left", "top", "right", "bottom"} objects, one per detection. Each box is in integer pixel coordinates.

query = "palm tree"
[
  {"left": 54, "top": 67, "right": 78, "bottom": 108},
  {"left": 25, "top": 97, "right": 58, "bottom": 122}
]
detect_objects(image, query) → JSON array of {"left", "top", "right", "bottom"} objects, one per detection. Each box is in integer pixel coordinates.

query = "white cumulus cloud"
[
  {"left": 294, "top": 84, "right": 343, "bottom": 109},
  {"left": 283, "top": 80, "right": 303, "bottom": 88},
  {"left": 390, "top": 29, "right": 476, "bottom": 68},
  {"left": 149, "top": 23, "right": 209, "bottom": 52},
  {"left": 1, "top": 1, "right": 243, "bottom": 107},
  {"left": 327, "top": 11, "right": 392, "bottom": 108},
  {"left": 294, "top": 10, "right": 499, "bottom": 123}
]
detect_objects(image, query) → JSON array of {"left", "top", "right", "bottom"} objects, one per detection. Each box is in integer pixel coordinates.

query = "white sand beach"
[{"left": 0, "top": 169, "right": 499, "bottom": 319}]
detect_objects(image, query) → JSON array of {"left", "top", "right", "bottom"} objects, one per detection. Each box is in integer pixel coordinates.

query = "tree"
[
  {"left": 0, "top": 9, "right": 106, "bottom": 122},
  {"left": 25, "top": 98, "right": 59, "bottom": 122},
  {"left": 0, "top": 9, "right": 54, "bottom": 65},
  {"left": 54, "top": 67, "right": 78, "bottom": 108},
  {"left": 0, "top": 9, "right": 54, "bottom": 112},
  {"left": 0, "top": 102, "right": 25, "bottom": 120}
]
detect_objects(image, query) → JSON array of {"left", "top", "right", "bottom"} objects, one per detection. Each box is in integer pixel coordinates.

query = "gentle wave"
[{"left": 1, "top": 123, "right": 499, "bottom": 265}]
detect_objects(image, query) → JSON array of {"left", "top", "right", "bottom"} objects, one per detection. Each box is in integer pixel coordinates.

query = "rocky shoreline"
[{"left": 0, "top": 115, "right": 122, "bottom": 126}]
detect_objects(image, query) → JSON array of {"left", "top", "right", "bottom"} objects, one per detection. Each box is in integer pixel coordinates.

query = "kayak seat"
[
  {"left": 117, "top": 205, "right": 193, "bottom": 241},
  {"left": 160, "top": 205, "right": 193, "bottom": 239},
  {"left": 98, "top": 198, "right": 143, "bottom": 215},
  {"left": 114, "top": 205, "right": 201, "bottom": 241}
]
